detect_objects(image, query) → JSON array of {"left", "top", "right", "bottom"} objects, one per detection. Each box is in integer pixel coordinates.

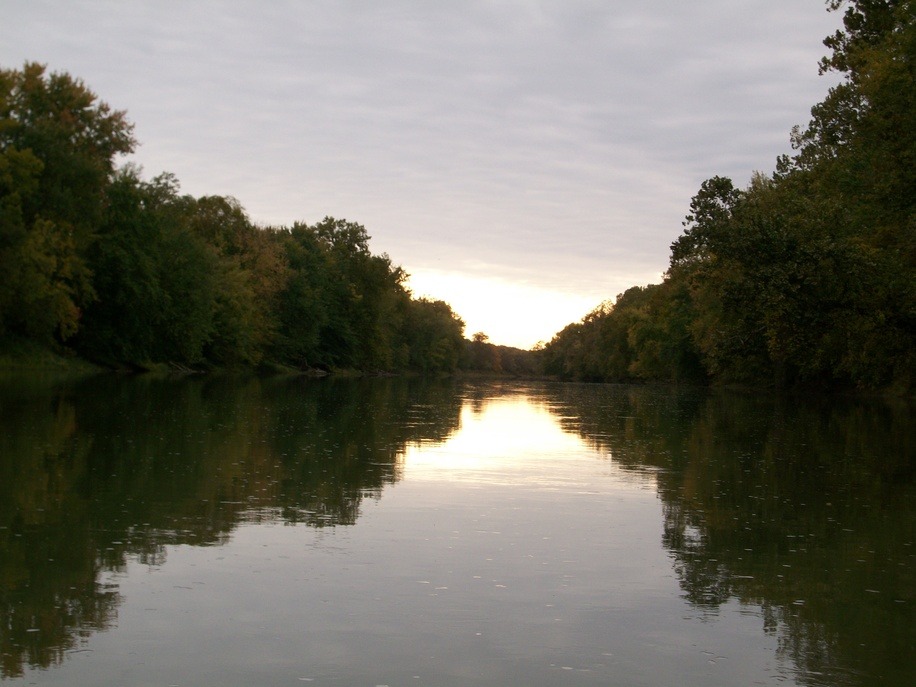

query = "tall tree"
[
  {"left": 188, "top": 196, "right": 289, "bottom": 366},
  {"left": 0, "top": 62, "right": 134, "bottom": 343},
  {"left": 77, "top": 170, "right": 218, "bottom": 365},
  {"left": 272, "top": 223, "right": 331, "bottom": 368},
  {"left": 403, "top": 298, "right": 465, "bottom": 373}
]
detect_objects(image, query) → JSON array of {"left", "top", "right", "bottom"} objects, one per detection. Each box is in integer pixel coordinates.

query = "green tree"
[
  {"left": 669, "top": 176, "right": 743, "bottom": 272},
  {"left": 773, "top": 0, "right": 914, "bottom": 388},
  {"left": 307, "top": 217, "right": 411, "bottom": 370},
  {"left": 465, "top": 332, "right": 503, "bottom": 372},
  {"left": 535, "top": 1, "right": 914, "bottom": 391},
  {"left": 0, "top": 62, "right": 134, "bottom": 343},
  {"left": 627, "top": 279, "right": 705, "bottom": 383},
  {"left": 271, "top": 223, "right": 331, "bottom": 368},
  {"left": 77, "top": 170, "right": 218, "bottom": 365},
  {"left": 403, "top": 298, "right": 465, "bottom": 373},
  {"left": 188, "top": 196, "right": 289, "bottom": 366},
  {"left": 542, "top": 321, "right": 586, "bottom": 378}
]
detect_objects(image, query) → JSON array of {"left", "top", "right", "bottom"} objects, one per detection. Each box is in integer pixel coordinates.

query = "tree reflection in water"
[
  {"left": 545, "top": 383, "right": 914, "bottom": 687},
  {"left": 0, "top": 377, "right": 912, "bottom": 685},
  {"left": 0, "top": 374, "right": 461, "bottom": 678}
]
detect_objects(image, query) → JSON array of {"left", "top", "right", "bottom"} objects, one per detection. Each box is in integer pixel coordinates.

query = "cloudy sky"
[{"left": 1, "top": 1, "right": 842, "bottom": 348}]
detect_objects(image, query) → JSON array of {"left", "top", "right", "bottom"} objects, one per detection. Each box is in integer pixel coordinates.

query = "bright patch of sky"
[{"left": 1, "top": 1, "right": 843, "bottom": 348}]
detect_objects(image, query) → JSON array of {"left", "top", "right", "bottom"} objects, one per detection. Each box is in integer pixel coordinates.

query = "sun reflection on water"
[{"left": 401, "top": 394, "right": 656, "bottom": 491}]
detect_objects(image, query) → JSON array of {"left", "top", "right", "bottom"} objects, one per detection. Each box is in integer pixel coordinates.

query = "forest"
[
  {"left": 0, "top": 61, "right": 517, "bottom": 374},
  {"left": 1, "top": 0, "right": 912, "bottom": 390},
  {"left": 543, "top": 0, "right": 914, "bottom": 393}
]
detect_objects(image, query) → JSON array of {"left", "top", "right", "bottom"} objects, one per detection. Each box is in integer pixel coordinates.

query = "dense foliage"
[
  {"left": 0, "top": 63, "right": 469, "bottom": 373},
  {"left": 543, "top": 0, "right": 914, "bottom": 392}
]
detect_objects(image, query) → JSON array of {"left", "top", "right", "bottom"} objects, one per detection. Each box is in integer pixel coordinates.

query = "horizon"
[{"left": 1, "top": 1, "right": 843, "bottom": 349}]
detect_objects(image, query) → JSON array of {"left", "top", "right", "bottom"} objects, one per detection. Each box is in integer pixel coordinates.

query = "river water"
[{"left": 0, "top": 375, "right": 913, "bottom": 686}]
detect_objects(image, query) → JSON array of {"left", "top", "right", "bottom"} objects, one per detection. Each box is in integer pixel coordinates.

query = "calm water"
[{"left": 0, "top": 375, "right": 913, "bottom": 686}]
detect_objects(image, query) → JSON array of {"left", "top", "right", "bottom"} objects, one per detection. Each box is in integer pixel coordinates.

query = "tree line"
[
  {"left": 542, "top": 0, "right": 914, "bottom": 393},
  {"left": 3, "top": 0, "right": 911, "bottom": 387},
  {"left": 0, "top": 62, "right": 479, "bottom": 373}
]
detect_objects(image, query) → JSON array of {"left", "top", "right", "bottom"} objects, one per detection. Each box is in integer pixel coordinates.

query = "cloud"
[{"left": 1, "top": 1, "right": 843, "bottom": 340}]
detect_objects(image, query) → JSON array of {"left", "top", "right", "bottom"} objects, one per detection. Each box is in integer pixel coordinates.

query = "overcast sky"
[{"left": 1, "top": 1, "right": 842, "bottom": 347}]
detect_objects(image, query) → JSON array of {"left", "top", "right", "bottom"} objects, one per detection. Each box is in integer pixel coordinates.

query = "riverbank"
[{"left": 0, "top": 338, "right": 102, "bottom": 374}]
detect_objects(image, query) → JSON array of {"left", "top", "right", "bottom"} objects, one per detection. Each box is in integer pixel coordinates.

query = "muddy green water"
[{"left": 0, "top": 375, "right": 913, "bottom": 686}]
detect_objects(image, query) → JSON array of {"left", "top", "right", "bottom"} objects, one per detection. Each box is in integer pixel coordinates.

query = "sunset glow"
[{"left": 407, "top": 268, "right": 601, "bottom": 349}]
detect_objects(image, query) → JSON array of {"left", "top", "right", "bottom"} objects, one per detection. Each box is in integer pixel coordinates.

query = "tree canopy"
[
  {"left": 4, "top": 0, "right": 912, "bottom": 391},
  {"left": 0, "top": 62, "right": 470, "bottom": 374},
  {"left": 543, "top": 0, "right": 914, "bottom": 392},
  {"left": 0, "top": 62, "right": 135, "bottom": 342}
]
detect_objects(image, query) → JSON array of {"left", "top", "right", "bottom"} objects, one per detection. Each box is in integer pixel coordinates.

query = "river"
[{"left": 0, "top": 374, "right": 912, "bottom": 686}]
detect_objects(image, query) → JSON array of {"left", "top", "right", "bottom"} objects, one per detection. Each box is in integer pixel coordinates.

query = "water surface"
[{"left": 1, "top": 376, "right": 913, "bottom": 685}]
